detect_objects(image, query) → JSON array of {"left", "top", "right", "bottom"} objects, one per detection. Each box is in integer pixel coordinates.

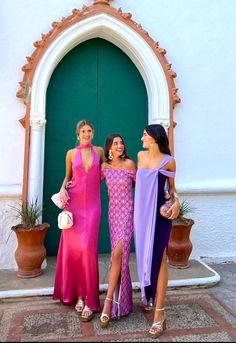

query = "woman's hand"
[
  {"left": 167, "top": 200, "right": 180, "bottom": 220},
  {"left": 60, "top": 187, "right": 69, "bottom": 207},
  {"left": 66, "top": 181, "right": 72, "bottom": 189}
]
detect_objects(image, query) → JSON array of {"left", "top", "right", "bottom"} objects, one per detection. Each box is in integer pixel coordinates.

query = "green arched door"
[{"left": 43, "top": 38, "right": 147, "bottom": 255}]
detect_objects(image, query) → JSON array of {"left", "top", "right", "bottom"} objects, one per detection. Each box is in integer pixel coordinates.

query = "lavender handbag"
[{"left": 159, "top": 198, "right": 173, "bottom": 219}]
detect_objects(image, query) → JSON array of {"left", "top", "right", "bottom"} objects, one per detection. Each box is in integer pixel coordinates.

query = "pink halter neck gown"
[{"left": 53, "top": 144, "right": 101, "bottom": 312}]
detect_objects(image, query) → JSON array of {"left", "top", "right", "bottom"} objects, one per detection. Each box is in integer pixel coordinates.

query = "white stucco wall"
[{"left": 0, "top": 0, "right": 236, "bottom": 269}]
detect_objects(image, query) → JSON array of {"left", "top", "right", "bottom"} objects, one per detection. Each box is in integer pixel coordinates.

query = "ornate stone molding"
[
  {"left": 155, "top": 119, "right": 170, "bottom": 132},
  {"left": 94, "top": 0, "right": 110, "bottom": 5},
  {"left": 17, "top": 0, "right": 181, "bottom": 202},
  {"left": 30, "top": 116, "right": 46, "bottom": 130},
  {"left": 17, "top": 0, "right": 180, "bottom": 123}
]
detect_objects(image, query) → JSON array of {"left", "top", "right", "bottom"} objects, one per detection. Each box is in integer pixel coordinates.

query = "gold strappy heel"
[
  {"left": 100, "top": 297, "right": 119, "bottom": 328},
  {"left": 149, "top": 308, "right": 166, "bottom": 339}
]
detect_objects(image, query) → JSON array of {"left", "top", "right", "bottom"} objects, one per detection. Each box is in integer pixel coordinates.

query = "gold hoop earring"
[{"left": 108, "top": 150, "right": 113, "bottom": 160}]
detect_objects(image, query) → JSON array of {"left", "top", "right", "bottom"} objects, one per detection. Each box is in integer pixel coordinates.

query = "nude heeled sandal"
[
  {"left": 80, "top": 305, "right": 94, "bottom": 322},
  {"left": 149, "top": 307, "right": 166, "bottom": 339},
  {"left": 100, "top": 297, "right": 119, "bottom": 328},
  {"left": 75, "top": 298, "right": 85, "bottom": 313}
]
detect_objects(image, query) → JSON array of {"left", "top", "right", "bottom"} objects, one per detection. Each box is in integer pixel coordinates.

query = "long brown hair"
[{"left": 104, "top": 133, "right": 130, "bottom": 163}]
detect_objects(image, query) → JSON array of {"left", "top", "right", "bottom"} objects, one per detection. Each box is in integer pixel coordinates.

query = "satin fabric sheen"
[{"left": 53, "top": 145, "right": 101, "bottom": 311}]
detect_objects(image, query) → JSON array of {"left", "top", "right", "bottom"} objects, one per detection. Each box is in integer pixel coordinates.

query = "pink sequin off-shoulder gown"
[
  {"left": 53, "top": 144, "right": 101, "bottom": 312},
  {"left": 101, "top": 167, "right": 136, "bottom": 318}
]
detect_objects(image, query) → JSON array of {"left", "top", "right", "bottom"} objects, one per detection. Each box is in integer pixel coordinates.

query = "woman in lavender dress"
[
  {"left": 99, "top": 134, "right": 136, "bottom": 328},
  {"left": 134, "top": 124, "right": 180, "bottom": 338}
]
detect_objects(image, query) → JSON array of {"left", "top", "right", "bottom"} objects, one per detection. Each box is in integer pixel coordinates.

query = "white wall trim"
[
  {"left": 0, "top": 184, "right": 22, "bottom": 199},
  {"left": 1, "top": 179, "right": 236, "bottom": 199},
  {"left": 177, "top": 180, "right": 236, "bottom": 194},
  {"left": 28, "top": 13, "right": 170, "bottom": 202}
]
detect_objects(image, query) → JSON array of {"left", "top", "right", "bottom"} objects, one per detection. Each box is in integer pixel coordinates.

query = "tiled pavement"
[{"left": 0, "top": 261, "right": 236, "bottom": 342}]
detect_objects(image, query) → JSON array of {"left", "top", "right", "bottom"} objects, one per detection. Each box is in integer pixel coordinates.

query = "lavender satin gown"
[
  {"left": 53, "top": 144, "right": 101, "bottom": 312},
  {"left": 101, "top": 168, "right": 136, "bottom": 318},
  {"left": 134, "top": 155, "right": 175, "bottom": 304}
]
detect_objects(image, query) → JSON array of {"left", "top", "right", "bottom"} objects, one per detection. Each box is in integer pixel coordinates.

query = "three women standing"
[
  {"left": 53, "top": 120, "right": 104, "bottom": 322},
  {"left": 134, "top": 124, "right": 180, "bottom": 338},
  {"left": 53, "top": 120, "right": 179, "bottom": 338}
]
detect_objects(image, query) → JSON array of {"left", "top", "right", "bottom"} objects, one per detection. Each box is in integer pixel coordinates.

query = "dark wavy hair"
[
  {"left": 145, "top": 124, "right": 171, "bottom": 155},
  {"left": 104, "top": 133, "right": 130, "bottom": 163}
]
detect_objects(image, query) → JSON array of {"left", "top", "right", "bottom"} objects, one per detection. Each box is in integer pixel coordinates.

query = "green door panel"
[
  {"left": 97, "top": 39, "right": 148, "bottom": 253},
  {"left": 43, "top": 38, "right": 147, "bottom": 255}
]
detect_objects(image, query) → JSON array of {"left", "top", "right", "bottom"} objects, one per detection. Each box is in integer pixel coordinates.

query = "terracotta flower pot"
[
  {"left": 167, "top": 218, "right": 194, "bottom": 269},
  {"left": 12, "top": 222, "right": 50, "bottom": 278}
]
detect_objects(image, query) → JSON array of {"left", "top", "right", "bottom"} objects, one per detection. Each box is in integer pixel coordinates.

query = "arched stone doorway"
[{"left": 17, "top": 0, "right": 180, "bottom": 207}]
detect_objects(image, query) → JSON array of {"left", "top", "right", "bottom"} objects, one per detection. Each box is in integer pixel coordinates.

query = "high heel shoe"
[
  {"left": 80, "top": 305, "right": 94, "bottom": 322},
  {"left": 100, "top": 297, "right": 119, "bottom": 328},
  {"left": 143, "top": 301, "right": 153, "bottom": 312},
  {"left": 149, "top": 308, "right": 166, "bottom": 339},
  {"left": 100, "top": 297, "right": 112, "bottom": 328},
  {"left": 75, "top": 298, "right": 85, "bottom": 314}
]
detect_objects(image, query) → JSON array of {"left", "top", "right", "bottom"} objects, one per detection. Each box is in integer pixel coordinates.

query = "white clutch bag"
[
  {"left": 58, "top": 211, "right": 73, "bottom": 229},
  {"left": 51, "top": 192, "right": 65, "bottom": 209}
]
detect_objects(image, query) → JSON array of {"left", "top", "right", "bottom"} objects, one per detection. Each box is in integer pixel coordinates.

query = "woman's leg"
[
  {"left": 153, "top": 249, "right": 168, "bottom": 323},
  {"left": 148, "top": 249, "right": 168, "bottom": 337},
  {"left": 102, "top": 241, "right": 123, "bottom": 316}
]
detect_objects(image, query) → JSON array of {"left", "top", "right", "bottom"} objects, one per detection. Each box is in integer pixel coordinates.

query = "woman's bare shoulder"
[
  {"left": 124, "top": 158, "right": 136, "bottom": 170},
  {"left": 65, "top": 148, "right": 76, "bottom": 163},
  {"left": 101, "top": 161, "right": 110, "bottom": 169},
  {"left": 66, "top": 148, "right": 76, "bottom": 156},
  {"left": 94, "top": 145, "right": 103, "bottom": 151},
  {"left": 166, "top": 155, "right": 176, "bottom": 171},
  {"left": 137, "top": 150, "right": 147, "bottom": 159},
  {"left": 94, "top": 145, "right": 104, "bottom": 155}
]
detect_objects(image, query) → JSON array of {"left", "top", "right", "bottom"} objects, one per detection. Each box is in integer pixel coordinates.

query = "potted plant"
[
  {"left": 10, "top": 199, "right": 50, "bottom": 278},
  {"left": 167, "top": 199, "right": 195, "bottom": 269}
]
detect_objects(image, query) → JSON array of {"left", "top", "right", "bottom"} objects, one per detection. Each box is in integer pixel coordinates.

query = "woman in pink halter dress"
[
  {"left": 53, "top": 120, "right": 104, "bottom": 322},
  {"left": 99, "top": 133, "right": 136, "bottom": 328}
]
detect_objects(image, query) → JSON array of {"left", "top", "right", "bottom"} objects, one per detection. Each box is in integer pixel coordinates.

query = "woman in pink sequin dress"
[
  {"left": 53, "top": 120, "right": 104, "bottom": 322},
  {"left": 99, "top": 133, "right": 136, "bottom": 328}
]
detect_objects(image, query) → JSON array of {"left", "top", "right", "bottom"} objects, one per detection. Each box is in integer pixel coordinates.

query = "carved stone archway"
[{"left": 17, "top": 0, "right": 180, "bottom": 204}]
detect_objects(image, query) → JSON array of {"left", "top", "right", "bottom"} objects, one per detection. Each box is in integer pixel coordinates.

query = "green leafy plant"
[
  {"left": 174, "top": 199, "right": 195, "bottom": 224},
  {"left": 10, "top": 199, "right": 43, "bottom": 230},
  {"left": 179, "top": 199, "right": 194, "bottom": 217}
]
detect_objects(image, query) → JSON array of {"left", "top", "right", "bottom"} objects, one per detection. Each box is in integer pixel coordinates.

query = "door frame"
[{"left": 17, "top": 2, "right": 180, "bottom": 206}]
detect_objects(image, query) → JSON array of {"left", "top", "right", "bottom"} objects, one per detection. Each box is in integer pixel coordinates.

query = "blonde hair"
[{"left": 76, "top": 119, "right": 94, "bottom": 136}]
